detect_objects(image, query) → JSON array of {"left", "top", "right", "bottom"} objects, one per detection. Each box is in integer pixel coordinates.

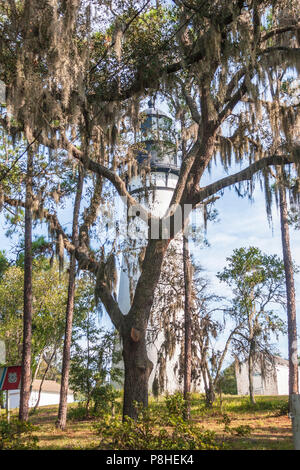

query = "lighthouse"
[{"left": 116, "top": 100, "right": 203, "bottom": 394}]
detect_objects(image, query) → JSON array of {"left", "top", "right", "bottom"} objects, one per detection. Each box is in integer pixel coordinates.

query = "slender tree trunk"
[
  {"left": 32, "top": 348, "right": 56, "bottom": 413},
  {"left": 56, "top": 167, "right": 84, "bottom": 430},
  {"left": 201, "top": 363, "right": 209, "bottom": 400},
  {"left": 19, "top": 149, "right": 33, "bottom": 422},
  {"left": 183, "top": 234, "right": 192, "bottom": 419},
  {"left": 86, "top": 310, "right": 91, "bottom": 417},
  {"left": 203, "top": 362, "right": 215, "bottom": 407},
  {"left": 122, "top": 326, "right": 153, "bottom": 420},
  {"left": 31, "top": 353, "right": 43, "bottom": 386},
  {"left": 279, "top": 185, "right": 299, "bottom": 402},
  {"left": 248, "top": 339, "right": 256, "bottom": 405}
]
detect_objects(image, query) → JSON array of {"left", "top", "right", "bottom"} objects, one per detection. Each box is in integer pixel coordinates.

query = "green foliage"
[
  {"left": 97, "top": 402, "right": 221, "bottom": 450},
  {"left": 92, "top": 384, "right": 121, "bottom": 416},
  {"left": 217, "top": 363, "right": 237, "bottom": 395},
  {"left": 67, "top": 404, "right": 91, "bottom": 422},
  {"left": 0, "top": 251, "right": 9, "bottom": 279},
  {"left": 218, "top": 247, "right": 286, "bottom": 298},
  {"left": 0, "top": 262, "right": 68, "bottom": 368},
  {"left": 220, "top": 395, "right": 289, "bottom": 414},
  {"left": 275, "top": 401, "right": 289, "bottom": 417},
  {"left": 165, "top": 391, "right": 187, "bottom": 418},
  {"left": 220, "top": 412, "right": 252, "bottom": 437},
  {"left": 70, "top": 309, "right": 123, "bottom": 416},
  {"left": 69, "top": 383, "right": 122, "bottom": 422},
  {"left": 220, "top": 412, "right": 232, "bottom": 433},
  {"left": 16, "top": 236, "right": 53, "bottom": 269},
  {"left": 0, "top": 258, "right": 95, "bottom": 380},
  {"left": 230, "top": 425, "right": 252, "bottom": 437},
  {"left": 217, "top": 246, "right": 287, "bottom": 362},
  {"left": 0, "top": 419, "right": 39, "bottom": 450}
]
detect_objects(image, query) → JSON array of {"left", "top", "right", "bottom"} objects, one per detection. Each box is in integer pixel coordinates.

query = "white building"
[
  {"left": 7, "top": 379, "right": 74, "bottom": 409},
  {"left": 235, "top": 355, "right": 300, "bottom": 396}
]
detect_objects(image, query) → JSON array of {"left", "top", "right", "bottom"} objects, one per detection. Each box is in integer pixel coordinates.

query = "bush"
[
  {"left": 165, "top": 392, "right": 187, "bottom": 418},
  {"left": 220, "top": 412, "right": 232, "bottom": 433},
  {"left": 275, "top": 401, "right": 289, "bottom": 416},
  {"left": 219, "top": 413, "right": 252, "bottom": 437},
  {"left": 68, "top": 404, "right": 90, "bottom": 421},
  {"left": 0, "top": 419, "right": 39, "bottom": 450},
  {"left": 68, "top": 385, "right": 121, "bottom": 421},
  {"left": 92, "top": 384, "right": 121, "bottom": 416},
  {"left": 231, "top": 425, "right": 252, "bottom": 437},
  {"left": 96, "top": 403, "right": 221, "bottom": 450}
]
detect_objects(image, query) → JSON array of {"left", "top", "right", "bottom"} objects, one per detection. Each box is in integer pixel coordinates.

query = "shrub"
[
  {"left": 231, "top": 425, "right": 252, "bottom": 437},
  {"left": 275, "top": 401, "right": 289, "bottom": 416},
  {"left": 92, "top": 384, "right": 121, "bottom": 416},
  {"left": 68, "top": 404, "right": 90, "bottom": 421},
  {"left": 0, "top": 419, "right": 39, "bottom": 450},
  {"left": 96, "top": 403, "right": 221, "bottom": 450},
  {"left": 68, "top": 385, "right": 121, "bottom": 421},
  {"left": 165, "top": 392, "right": 187, "bottom": 418},
  {"left": 220, "top": 412, "right": 232, "bottom": 433}
]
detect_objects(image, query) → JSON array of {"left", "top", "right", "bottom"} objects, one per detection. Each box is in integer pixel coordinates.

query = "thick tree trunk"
[
  {"left": 122, "top": 328, "right": 153, "bottom": 420},
  {"left": 19, "top": 149, "right": 33, "bottom": 422},
  {"left": 279, "top": 185, "right": 299, "bottom": 401},
  {"left": 183, "top": 234, "right": 192, "bottom": 419},
  {"left": 56, "top": 168, "right": 84, "bottom": 430}
]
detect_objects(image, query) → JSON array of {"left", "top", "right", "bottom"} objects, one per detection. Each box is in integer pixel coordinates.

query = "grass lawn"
[{"left": 0, "top": 394, "right": 293, "bottom": 450}]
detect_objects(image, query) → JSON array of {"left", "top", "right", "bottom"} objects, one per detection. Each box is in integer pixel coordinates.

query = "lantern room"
[{"left": 136, "top": 100, "right": 179, "bottom": 173}]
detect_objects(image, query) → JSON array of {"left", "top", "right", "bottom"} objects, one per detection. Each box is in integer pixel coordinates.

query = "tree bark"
[
  {"left": 122, "top": 326, "right": 153, "bottom": 420},
  {"left": 206, "top": 385, "right": 215, "bottom": 408},
  {"left": 183, "top": 234, "right": 192, "bottom": 419},
  {"left": 248, "top": 339, "right": 256, "bottom": 404},
  {"left": 19, "top": 148, "right": 33, "bottom": 422},
  {"left": 56, "top": 167, "right": 84, "bottom": 430},
  {"left": 279, "top": 185, "right": 299, "bottom": 401}
]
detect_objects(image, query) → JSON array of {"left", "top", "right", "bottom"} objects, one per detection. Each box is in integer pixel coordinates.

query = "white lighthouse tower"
[{"left": 116, "top": 100, "right": 203, "bottom": 394}]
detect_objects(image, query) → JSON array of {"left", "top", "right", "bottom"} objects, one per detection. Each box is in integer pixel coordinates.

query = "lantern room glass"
[{"left": 136, "top": 102, "right": 178, "bottom": 170}]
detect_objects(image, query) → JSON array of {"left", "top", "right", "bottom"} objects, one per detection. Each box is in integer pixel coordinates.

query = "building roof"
[{"left": 31, "top": 379, "right": 73, "bottom": 394}]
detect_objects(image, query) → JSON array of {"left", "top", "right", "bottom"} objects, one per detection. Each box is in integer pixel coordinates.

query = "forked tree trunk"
[
  {"left": 56, "top": 168, "right": 84, "bottom": 430},
  {"left": 279, "top": 185, "right": 299, "bottom": 403},
  {"left": 19, "top": 148, "right": 33, "bottom": 422},
  {"left": 122, "top": 327, "right": 153, "bottom": 420},
  {"left": 183, "top": 234, "right": 192, "bottom": 419}
]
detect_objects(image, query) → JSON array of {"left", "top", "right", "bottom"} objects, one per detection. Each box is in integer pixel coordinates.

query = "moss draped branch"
[{"left": 192, "top": 149, "right": 300, "bottom": 206}]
